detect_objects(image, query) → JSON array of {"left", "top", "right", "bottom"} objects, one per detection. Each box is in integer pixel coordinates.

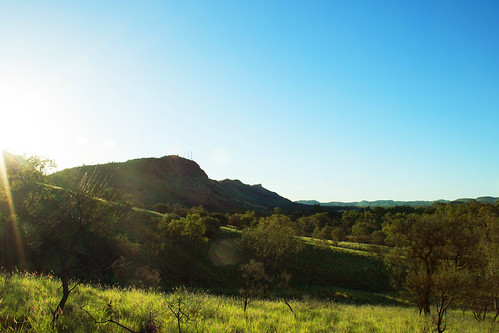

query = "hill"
[
  {"left": 297, "top": 197, "right": 499, "bottom": 208},
  {"left": 49, "top": 155, "right": 302, "bottom": 213}
]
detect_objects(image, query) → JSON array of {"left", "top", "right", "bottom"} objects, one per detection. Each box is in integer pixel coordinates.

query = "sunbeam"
[
  {"left": 0, "top": 152, "right": 26, "bottom": 268},
  {"left": 0, "top": 153, "right": 16, "bottom": 218}
]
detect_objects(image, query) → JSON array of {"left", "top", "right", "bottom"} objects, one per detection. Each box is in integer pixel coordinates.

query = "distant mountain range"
[
  {"left": 296, "top": 197, "right": 499, "bottom": 208},
  {"left": 49, "top": 156, "right": 302, "bottom": 213}
]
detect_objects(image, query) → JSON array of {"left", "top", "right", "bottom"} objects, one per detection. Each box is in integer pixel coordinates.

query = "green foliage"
[
  {"left": 313, "top": 225, "right": 335, "bottom": 240},
  {"left": 331, "top": 227, "right": 347, "bottom": 245},
  {"left": 122, "top": 193, "right": 144, "bottom": 208},
  {"left": 384, "top": 202, "right": 499, "bottom": 324},
  {"left": 296, "top": 212, "right": 336, "bottom": 236},
  {"left": 341, "top": 210, "right": 362, "bottom": 234},
  {"left": 165, "top": 213, "right": 207, "bottom": 245},
  {"left": 152, "top": 202, "right": 170, "bottom": 214},
  {"left": 239, "top": 213, "right": 304, "bottom": 305},
  {"left": 100, "top": 187, "right": 122, "bottom": 203},
  {"left": 228, "top": 211, "right": 257, "bottom": 229},
  {"left": 241, "top": 215, "right": 303, "bottom": 281},
  {"left": 201, "top": 216, "right": 220, "bottom": 238},
  {"left": 370, "top": 230, "right": 386, "bottom": 245},
  {"left": 431, "top": 263, "right": 471, "bottom": 332},
  {"left": 209, "top": 212, "right": 228, "bottom": 226}
]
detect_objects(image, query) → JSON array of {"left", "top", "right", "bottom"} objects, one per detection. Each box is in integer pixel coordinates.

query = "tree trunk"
[
  {"left": 422, "top": 289, "right": 431, "bottom": 315},
  {"left": 52, "top": 266, "right": 71, "bottom": 326},
  {"left": 494, "top": 296, "right": 498, "bottom": 322},
  {"left": 422, "top": 261, "right": 432, "bottom": 315},
  {"left": 283, "top": 299, "right": 296, "bottom": 318}
]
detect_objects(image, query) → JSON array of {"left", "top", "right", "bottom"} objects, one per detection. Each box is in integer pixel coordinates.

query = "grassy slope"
[
  {"left": 1, "top": 272, "right": 495, "bottom": 332},
  {"left": 293, "top": 237, "right": 391, "bottom": 293},
  {"left": 203, "top": 227, "right": 393, "bottom": 297}
]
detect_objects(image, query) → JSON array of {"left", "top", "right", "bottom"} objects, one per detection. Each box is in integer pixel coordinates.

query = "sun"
[{"left": 0, "top": 70, "right": 67, "bottom": 159}]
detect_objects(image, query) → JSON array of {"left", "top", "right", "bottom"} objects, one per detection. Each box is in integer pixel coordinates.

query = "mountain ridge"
[
  {"left": 49, "top": 155, "right": 301, "bottom": 213},
  {"left": 296, "top": 196, "right": 499, "bottom": 208}
]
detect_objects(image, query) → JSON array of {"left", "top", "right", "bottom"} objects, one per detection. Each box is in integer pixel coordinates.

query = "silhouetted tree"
[
  {"left": 0, "top": 153, "right": 54, "bottom": 273},
  {"left": 30, "top": 173, "right": 119, "bottom": 325}
]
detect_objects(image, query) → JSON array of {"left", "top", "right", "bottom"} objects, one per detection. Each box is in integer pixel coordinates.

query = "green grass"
[
  {"left": 301, "top": 236, "right": 389, "bottom": 255},
  {"left": 1, "top": 272, "right": 496, "bottom": 332}
]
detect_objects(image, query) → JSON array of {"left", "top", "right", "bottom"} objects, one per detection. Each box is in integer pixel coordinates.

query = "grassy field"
[{"left": 1, "top": 272, "right": 497, "bottom": 332}]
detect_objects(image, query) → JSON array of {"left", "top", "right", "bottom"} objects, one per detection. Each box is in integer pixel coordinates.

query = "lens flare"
[{"left": 208, "top": 239, "right": 242, "bottom": 267}]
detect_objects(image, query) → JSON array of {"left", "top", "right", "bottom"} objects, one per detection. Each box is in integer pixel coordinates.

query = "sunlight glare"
[
  {"left": 0, "top": 152, "right": 26, "bottom": 265},
  {"left": 0, "top": 153, "right": 15, "bottom": 217},
  {"left": 0, "top": 71, "right": 67, "bottom": 158}
]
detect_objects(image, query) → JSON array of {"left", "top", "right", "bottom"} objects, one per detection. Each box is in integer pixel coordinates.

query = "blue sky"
[{"left": 1, "top": 1, "right": 498, "bottom": 202}]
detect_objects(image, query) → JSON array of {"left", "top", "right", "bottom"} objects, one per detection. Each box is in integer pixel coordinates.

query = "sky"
[{"left": 1, "top": 1, "right": 499, "bottom": 202}]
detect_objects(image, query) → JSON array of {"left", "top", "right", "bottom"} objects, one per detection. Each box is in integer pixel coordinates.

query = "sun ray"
[
  {"left": 0, "top": 153, "right": 16, "bottom": 218},
  {"left": 0, "top": 152, "right": 26, "bottom": 268}
]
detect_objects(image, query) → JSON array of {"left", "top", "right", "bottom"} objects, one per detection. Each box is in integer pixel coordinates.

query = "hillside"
[{"left": 49, "top": 155, "right": 301, "bottom": 213}]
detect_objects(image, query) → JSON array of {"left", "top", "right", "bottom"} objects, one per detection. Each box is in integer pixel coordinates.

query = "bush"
[
  {"left": 153, "top": 203, "right": 171, "bottom": 214},
  {"left": 202, "top": 216, "right": 220, "bottom": 238},
  {"left": 331, "top": 227, "right": 346, "bottom": 246}
]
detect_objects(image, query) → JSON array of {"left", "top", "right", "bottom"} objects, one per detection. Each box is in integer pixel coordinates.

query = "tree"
[
  {"left": 0, "top": 153, "right": 55, "bottom": 273},
  {"left": 370, "top": 230, "right": 386, "bottom": 245},
  {"left": 153, "top": 203, "right": 171, "bottom": 214},
  {"left": 166, "top": 287, "right": 218, "bottom": 333},
  {"left": 384, "top": 203, "right": 489, "bottom": 322},
  {"left": 239, "top": 259, "right": 269, "bottom": 313},
  {"left": 100, "top": 187, "right": 122, "bottom": 203},
  {"left": 160, "top": 213, "right": 208, "bottom": 285},
  {"left": 209, "top": 212, "right": 228, "bottom": 226},
  {"left": 228, "top": 211, "right": 256, "bottom": 229},
  {"left": 296, "top": 215, "right": 315, "bottom": 235},
  {"left": 122, "top": 193, "right": 144, "bottom": 208},
  {"left": 30, "top": 173, "right": 120, "bottom": 324},
  {"left": 458, "top": 204, "right": 499, "bottom": 321},
  {"left": 239, "top": 214, "right": 303, "bottom": 316},
  {"left": 164, "top": 213, "right": 207, "bottom": 249},
  {"left": 431, "top": 263, "right": 469, "bottom": 332},
  {"left": 384, "top": 213, "right": 448, "bottom": 315},
  {"left": 311, "top": 212, "right": 332, "bottom": 229},
  {"left": 240, "top": 214, "right": 303, "bottom": 295},
  {"left": 350, "top": 210, "right": 378, "bottom": 243},
  {"left": 330, "top": 227, "right": 346, "bottom": 246},
  {"left": 313, "top": 225, "right": 335, "bottom": 241},
  {"left": 296, "top": 212, "right": 334, "bottom": 236},
  {"left": 341, "top": 210, "right": 361, "bottom": 234},
  {"left": 201, "top": 215, "right": 220, "bottom": 238}
]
